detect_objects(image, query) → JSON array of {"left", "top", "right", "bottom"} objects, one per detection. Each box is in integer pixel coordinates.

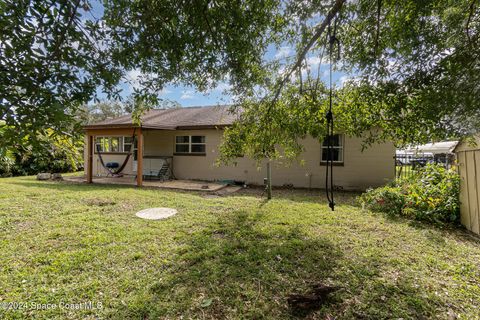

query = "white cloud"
[
  {"left": 205, "top": 81, "right": 232, "bottom": 94},
  {"left": 126, "top": 69, "right": 142, "bottom": 91},
  {"left": 277, "top": 66, "right": 287, "bottom": 76},
  {"left": 339, "top": 75, "right": 349, "bottom": 86},
  {"left": 124, "top": 69, "right": 174, "bottom": 95},
  {"left": 180, "top": 90, "right": 195, "bottom": 100},
  {"left": 275, "top": 46, "right": 293, "bottom": 59},
  {"left": 338, "top": 75, "right": 361, "bottom": 87},
  {"left": 159, "top": 87, "right": 172, "bottom": 95},
  {"left": 306, "top": 56, "right": 321, "bottom": 68},
  {"left": 294, "top": 57, "right": 321, "bottom": 80},
  {"left": 215, "top": 82, "right": 232, "bottom": 92},
  {"left": 203, "top": 74, "right": 233, "bottom": 94}
]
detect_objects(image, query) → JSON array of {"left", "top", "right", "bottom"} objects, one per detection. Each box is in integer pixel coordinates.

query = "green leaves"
[
  {"left": 1, "top": 0, "right": 478, "bottom": 160},
  {"left": 0, "top": 124, "right": 83, "bottom": 176},
  {"left": 337, "top": 0, "right": 480, "bottom": 143},
  {"left": 359, "top": 164, "right": 461, "bottom": 224},
  {"left": 0, "top": 0, "right": 122, "bottom": 147},
  {"left": 1, "top": 0, "right": 286, "bottom": 150},
  {"left": 221, "top": 0, "right": 479, "bottom": 162},
  {"left": 103, "top": 0, "right": 283, "bottom": 94}
]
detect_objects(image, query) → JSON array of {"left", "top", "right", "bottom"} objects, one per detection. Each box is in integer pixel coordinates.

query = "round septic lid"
[{"left": 135, "top": 207, "right": 177, "bottom": 220}]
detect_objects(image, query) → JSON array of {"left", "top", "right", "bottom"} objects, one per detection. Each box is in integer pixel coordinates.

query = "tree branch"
[
  {"left": 258, "top": 0, "right": 346, "bottom": 158},
  {"left": 466, "top": 0, "right": 478, "bottom": 48},
  {"left": 203, "top": 1, "right": 222, "bottom": 52},
  {"left": 271, "top": 0, "right": 346, "bottom": 103},
  {"left": 374, "top": 0, "right": 382, "bottom": 57},
  {"left": 49, "top": 0, "right": 81, "bottom": 61}
]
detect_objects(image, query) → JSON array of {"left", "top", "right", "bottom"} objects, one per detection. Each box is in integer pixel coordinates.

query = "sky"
[{"left": 88, "top": 1, "right": 347, "bottom": 108}]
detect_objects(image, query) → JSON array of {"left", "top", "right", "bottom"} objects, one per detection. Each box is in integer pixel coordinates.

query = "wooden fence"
[{"left": 457, "top": 149, "right": 480, "bottom": 235}]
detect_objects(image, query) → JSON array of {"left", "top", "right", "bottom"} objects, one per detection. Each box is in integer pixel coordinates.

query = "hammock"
[{"left": 96, "top": 128, "right": 137, "bottom": 176}]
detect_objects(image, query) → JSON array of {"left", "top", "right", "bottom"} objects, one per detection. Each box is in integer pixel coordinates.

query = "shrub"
[
  {"left": 0, "top": 146, "right": 15, "bottom": 177},
  {"left": 0, "top": 126, "right": 83, "bottom": 176},
  {"left": 359, "top": 164, "right": 460, "bottom": 224},
  {"left": 359, "top": 186, "right": 405, "bottom": 215}
]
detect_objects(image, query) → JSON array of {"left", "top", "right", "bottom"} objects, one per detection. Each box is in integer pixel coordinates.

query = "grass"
[
  {"left": 0, "top": 176, "right": 479, "bottom": 319},
  {"left": 395, "top": 165, "right": 416, "bottom": 180}
]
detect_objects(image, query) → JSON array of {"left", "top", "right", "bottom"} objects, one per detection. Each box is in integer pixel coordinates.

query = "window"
[
  {"left": 175, "top": 135, "right": 206, "bottom": 154},
  {"left": 95, "top": 136, "right": 134, "bottom": 153},
  {"left": 191, "top": 135, "right": 206, "bottom": 153},
  {"left": 321, "top": 134, "right": 344, "bottom": 163},
  {"left": 175, "top": 136, "right": 190, "bottom": 153},
  {"left": 123, "top": 137, "right": 133, "bottom": 152},
  {"left": 110, "top": 137, "right": 120, "bottom": 152}
]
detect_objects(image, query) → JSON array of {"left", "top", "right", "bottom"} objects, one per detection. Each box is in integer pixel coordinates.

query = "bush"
[
  {"left": 359, "top": 186, "right": 405, "bottom": 215},
  {"left": 0, "top": 126, "right": 83, "bottom": 176},
  {"left": 0, "top": 146, "right": 15, "bottom": 177},
  {"left": 359, "top": 164, "right": 460, "bottom": 224}
]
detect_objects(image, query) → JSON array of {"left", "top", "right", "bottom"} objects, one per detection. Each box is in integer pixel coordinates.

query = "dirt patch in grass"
[
  {"left": 288, "top": 283, "right": 340, "bottom": 316},
  {"left": 84, "top": 198, "right": 117, "bottom": 207}
]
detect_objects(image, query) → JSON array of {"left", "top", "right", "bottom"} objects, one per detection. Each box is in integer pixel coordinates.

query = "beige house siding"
[
  {"left": 85, "top": 128, "right": 395, "bottom": 190},
  {"left": 455, "top": 137, "right": 480, "bottom": 235}
]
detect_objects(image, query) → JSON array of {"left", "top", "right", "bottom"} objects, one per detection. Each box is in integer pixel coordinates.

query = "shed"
[{"left": 454, "top": 136, "right": 480, "bottom": 235}]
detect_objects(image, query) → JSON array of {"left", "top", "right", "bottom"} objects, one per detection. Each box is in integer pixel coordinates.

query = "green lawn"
[
  {"left": 0, "top": 176, "right": 479, "bottom": 319},
  {"left": 395, "top": 165, "right": 415, "bottom": 180}
]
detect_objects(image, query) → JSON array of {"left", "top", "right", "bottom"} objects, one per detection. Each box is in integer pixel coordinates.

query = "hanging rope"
[
  {"left": 325, "top": 14, "right": 341, "bottom": 211},
  {"left": 96, "top": 127, "right": 137, "bottom": 176}
]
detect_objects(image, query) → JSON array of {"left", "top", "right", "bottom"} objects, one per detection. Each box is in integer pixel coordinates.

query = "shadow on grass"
[
  {"left": 112, "top": 208, "right": 443, "bottom": 319},
  {"left": 7, "top": 180, "right": 133, "bottom": 191},
  {"left": 380, "top": 211, "right": 480, "bottom": 246},
  {"left": 7, "top": 180, "right": 205, "bottom": 197},
  {"left": 224, "top": 187, "right": 362, "bottom": 207},
  {"left": 9, "top": 180, "right": 361, "bottom": 207}
]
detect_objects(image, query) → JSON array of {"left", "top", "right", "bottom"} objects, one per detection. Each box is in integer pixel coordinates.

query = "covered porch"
[
  {"left": 85, "top": 126, "right": 148, "bottom": 187},
  {"left": 84, "top": 126, "right": 213, "bottom": 187},
  {"left": 86, "top": 126, "right": 192, "bottom": 187}
]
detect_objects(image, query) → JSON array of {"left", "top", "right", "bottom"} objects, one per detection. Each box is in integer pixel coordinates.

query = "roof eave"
[
  {"left": 83, "top": 123, "right": 232, "bottom": 131},
  {"left": 175, "top": 124, "right": 230, "bottom": 130},
  {"left": 83, "top": 124, "right": 139, "bottom": 131}
]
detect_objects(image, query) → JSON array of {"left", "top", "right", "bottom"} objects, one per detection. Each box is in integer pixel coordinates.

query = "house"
[
  {"left": 83, "top": 105, "right": 395, "bottom": 190},
  {"left": 454, "top": 136, "right": 480, "bottom": 235}
]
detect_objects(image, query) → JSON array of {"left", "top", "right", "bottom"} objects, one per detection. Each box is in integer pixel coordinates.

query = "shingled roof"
[{"left": 84, "top": 105, "right": 238, "bottom": 130}]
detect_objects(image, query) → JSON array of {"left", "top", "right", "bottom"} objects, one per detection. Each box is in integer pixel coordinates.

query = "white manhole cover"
[{"left": 135, "top": 207, "right": 177, "bottom": 220}]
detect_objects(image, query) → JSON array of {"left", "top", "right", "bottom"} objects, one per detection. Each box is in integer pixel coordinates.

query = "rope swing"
[{"left": 325, "top": 13, "right": 341, "bottom": 211}]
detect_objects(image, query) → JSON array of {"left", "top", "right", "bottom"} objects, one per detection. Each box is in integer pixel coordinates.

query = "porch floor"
[{"left": 64, "top": 175, "right": 227, "bottom": 192}]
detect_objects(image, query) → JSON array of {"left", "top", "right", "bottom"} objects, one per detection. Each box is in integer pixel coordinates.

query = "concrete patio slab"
[{"left": 63, "top": 175, "right": 227, "bottom": 192}]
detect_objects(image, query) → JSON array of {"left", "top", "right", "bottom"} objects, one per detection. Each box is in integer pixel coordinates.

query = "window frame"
[
  {"left": 174, "top": 135, "right": 206, "bottom": 155},
  {"left": 123, "top": 136, "right": 133, "bottom": 153},
  {"left": 320, "top": 134, "right": 344, "bottom": 165},
  {"left": 94, "top": 136, "right": 134, "bottom": 154}
]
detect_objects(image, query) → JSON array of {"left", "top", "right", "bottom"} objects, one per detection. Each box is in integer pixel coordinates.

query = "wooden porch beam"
[
  {"left": 137, "top": 128, "right": 143, "bottom": 187},
  {"left": 85, "top": 127, "right": 137, "bottom": 136},
  {"left": 87, "top": 134, "right": 93, "bottom": 183}
]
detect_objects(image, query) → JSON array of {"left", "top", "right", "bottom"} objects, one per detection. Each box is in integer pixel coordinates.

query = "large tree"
[
  {"left": 0, "top": 0, "right": 122, "bottom": 145},
  {"left": 0, "top": 0, "right": 282, "bottom": 146},
  {"left": 1, "top": 0, "right": 479, "bottom": 160},
  {"left": 218, "top": 0, "right": 480, "bottom": 162}
]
